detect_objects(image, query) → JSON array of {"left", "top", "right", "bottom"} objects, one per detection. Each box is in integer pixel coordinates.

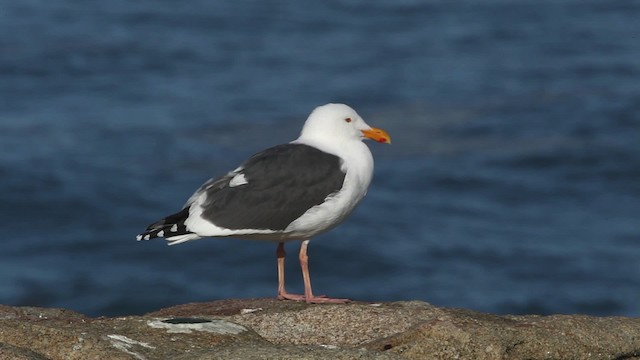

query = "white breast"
[{"left": 283, "top": 140, "right": 374, "bottom": 239}]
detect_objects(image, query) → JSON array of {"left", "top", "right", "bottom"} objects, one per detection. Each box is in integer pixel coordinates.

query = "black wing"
[{"left": 198, "top": 143, "right": 346, "bottom": 231}]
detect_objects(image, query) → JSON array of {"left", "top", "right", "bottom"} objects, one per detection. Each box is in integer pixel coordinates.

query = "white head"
[{"left": 297, "top": 103, "right": 391, "bottom": 145}]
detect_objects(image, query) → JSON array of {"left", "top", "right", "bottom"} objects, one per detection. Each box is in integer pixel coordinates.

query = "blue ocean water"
[{"left": 1, "top": 0, "right": 639, "bottom": 317}]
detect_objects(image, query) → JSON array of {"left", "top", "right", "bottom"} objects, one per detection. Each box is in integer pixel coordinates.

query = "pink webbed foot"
[
  {"left": 276, "top": 241, "right": 350, "bottom": 304},
  {"left": 277, "top": 292, "right": 350, "bottom": 303},
  {"left": 277, "top": 292, "right": 307, "bottom": 301}
]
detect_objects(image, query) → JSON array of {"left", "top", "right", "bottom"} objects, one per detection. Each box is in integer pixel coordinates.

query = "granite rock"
[{"left": 0, "top": 300, "right": 638, "bottom": 360}]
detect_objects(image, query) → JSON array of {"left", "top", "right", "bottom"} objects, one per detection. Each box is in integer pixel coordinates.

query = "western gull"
[{"left": 137, "top": 103, "right": 391, "bottom": 303}]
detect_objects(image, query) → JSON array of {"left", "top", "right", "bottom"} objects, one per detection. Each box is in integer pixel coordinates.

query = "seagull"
[{"left": 137, "top": 103, "right": 391, "bottom": 303}]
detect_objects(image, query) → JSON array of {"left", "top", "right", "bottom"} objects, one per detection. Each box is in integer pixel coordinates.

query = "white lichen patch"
[
  {"left": 72, "top": 337, "right": 83, "bottom": 351},
  {"left": 106, "top": 334, "right": 155, "bottom": 360},
  {"left": 240, "top": 307, "right": 263, "bottom": 314},
  {"left": 147, "top": 318, "right": 247, "bottom": 334}
]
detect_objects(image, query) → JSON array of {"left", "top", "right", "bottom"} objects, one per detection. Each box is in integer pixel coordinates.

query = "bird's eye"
[{"left": 345, "top": 117, "right": 352, "bottom": 123}]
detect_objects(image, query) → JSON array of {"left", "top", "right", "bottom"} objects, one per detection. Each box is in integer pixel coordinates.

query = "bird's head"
[{"left": 299, "top": 103, "right": 391, "bottom": 145}]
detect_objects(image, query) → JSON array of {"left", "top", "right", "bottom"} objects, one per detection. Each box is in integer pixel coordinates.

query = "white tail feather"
[{"left": 166, "top": 233, "right": 201, "bottom": 245}]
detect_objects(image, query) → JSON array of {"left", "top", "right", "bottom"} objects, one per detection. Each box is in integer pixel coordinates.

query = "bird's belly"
[{"left": 283, "top": 176, "right": 368, "bottom": 239}]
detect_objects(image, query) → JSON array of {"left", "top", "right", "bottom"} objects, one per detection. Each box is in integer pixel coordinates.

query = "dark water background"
[{"left": 1, "top": 0, "right": 639, "bottom": 317}]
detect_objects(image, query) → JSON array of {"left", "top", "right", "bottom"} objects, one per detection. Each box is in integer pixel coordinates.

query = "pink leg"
[
  {"left": 299, "top": 240, "right": 350, "bottom": 304},
  {"left": 276, "top": 242, "right": 305, "bottom": 301}
]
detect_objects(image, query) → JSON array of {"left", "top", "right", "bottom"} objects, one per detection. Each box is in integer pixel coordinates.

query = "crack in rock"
[{"left": 147, "top": 318, "right": 247, "bottom": 334}]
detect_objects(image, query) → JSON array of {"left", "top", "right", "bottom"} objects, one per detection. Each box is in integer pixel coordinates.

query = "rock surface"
[{"left": 0, "top": 300, "right": 638, "bottom": 360}]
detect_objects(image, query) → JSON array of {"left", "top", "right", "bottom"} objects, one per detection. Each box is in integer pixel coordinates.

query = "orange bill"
[{"left": 361, "top": 127, "right": 391, "bottom": 144}]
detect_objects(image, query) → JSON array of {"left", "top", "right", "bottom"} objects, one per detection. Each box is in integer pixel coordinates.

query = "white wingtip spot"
[
  {"left": 136, "top": 235, "right": 143, "bottom": 241},
  {"left": 157, "top": 230, "right": 164, "bottom": 237},
  {"left": 143, "top": 234, "right": 151, "bottom": 241},
  {"left": 170, "top": 224, "right": 178, "bottom": 232}
]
